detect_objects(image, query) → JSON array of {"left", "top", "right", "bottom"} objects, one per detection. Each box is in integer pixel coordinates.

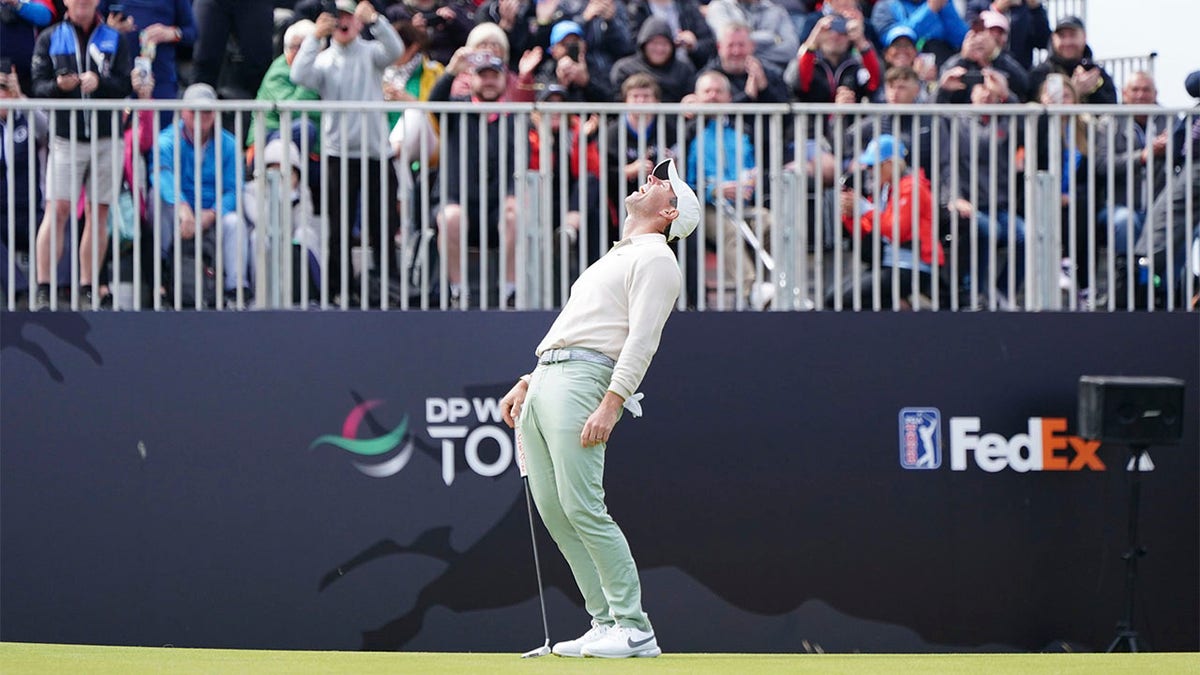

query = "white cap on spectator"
[
  {"left": 979, "top": 10, "right": 1010, "bottom": 34},
  {"left": 263, "top": 139, "right": 302, "bottom": 171}
]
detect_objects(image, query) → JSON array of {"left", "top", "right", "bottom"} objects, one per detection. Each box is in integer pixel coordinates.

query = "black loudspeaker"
[{"left": 1078, "top": 376, "right": 1186, "bottom": 446}]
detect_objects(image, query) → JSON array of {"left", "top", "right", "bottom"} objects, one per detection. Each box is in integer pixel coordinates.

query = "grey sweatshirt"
[{"left": 290, "top": 17, "right": 404, "bottom": 159}]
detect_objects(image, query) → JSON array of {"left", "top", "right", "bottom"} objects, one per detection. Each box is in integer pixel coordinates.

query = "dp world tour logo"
[{"left": 310, "top": 400, "right": 415, "bottom": 478}]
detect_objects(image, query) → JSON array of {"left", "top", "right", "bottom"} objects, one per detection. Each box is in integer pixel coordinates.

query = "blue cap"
[
  {"left": 858, "top": 135, "right": 907, "bottom": 167},
  {"left": 884, "top": 25, "right": 917, "bottom": 48},
  {"left": 550, "top": 21, "right": 584, "bottom": 47}
]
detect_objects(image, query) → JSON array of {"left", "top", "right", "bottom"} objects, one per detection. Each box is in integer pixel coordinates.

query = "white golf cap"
[{"left": 652, "top": 158, "right": 700, "bottom": 242}]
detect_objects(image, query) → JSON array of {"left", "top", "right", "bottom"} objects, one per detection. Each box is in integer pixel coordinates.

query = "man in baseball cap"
[
  {"left": 1054, "top": 15, "right": 1084, "bottom": 33},
  {"left": 549, "top": 20, "right": 584, "bottom": 48},
  {"left": 1031, "top": 11, "right": 1115, "bottom": 105},
  {"left": 498, "top": 159, "right": 698, "bottom": 661}
]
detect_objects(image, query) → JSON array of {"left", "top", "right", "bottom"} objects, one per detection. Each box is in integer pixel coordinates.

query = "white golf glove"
[{"left": 622, "top": 392, "right": 644, "bottom": 418}]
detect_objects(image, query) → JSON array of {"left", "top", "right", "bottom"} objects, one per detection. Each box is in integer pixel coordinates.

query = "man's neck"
[
  {"left": 69, "top": 10, "right": 97, "bottom": 32},
  {"left": 182, "top": 123, "right": 211, "bottom": 148},
  {"left": 622, "top": 217, "right": 666, "bottom": 240},
  {"left": 822, "top": 47, "right": 848, "bottom": 63},
  {"left": 720, "top": 61, "right": 747, "bottom": 78}
]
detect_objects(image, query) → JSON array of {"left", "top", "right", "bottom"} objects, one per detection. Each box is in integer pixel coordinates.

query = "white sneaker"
[
  {"left": 580, "top": 625, "right": 661, "bottom": 658},
  {"left": 551, "top": 621, "right": 611, "bottom": 657},
  {"left": 749, "top": 281, "right": 775, "bottom": 310}
]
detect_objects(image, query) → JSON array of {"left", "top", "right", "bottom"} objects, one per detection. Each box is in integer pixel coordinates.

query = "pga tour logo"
[{"left": 899, "top": 408, "right": 941, "bottom": 469}]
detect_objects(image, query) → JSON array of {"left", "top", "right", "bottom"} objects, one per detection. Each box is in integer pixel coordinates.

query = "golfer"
[{"left": 499, "top": 158, "right": 699, "bottom": 658}]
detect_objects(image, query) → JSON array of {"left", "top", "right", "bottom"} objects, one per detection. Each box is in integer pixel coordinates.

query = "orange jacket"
[
  {"left": 843, "top": 169, "right": 945, "bottom": 266},
  {"left": 527, "top": 117, "right": 600, "bottom": 178}
]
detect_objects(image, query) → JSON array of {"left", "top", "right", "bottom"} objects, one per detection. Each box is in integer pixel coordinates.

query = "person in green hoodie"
[
  {"left": 248, "top": 19, "right": 322, "bottom": 211},
  {"left": 247, "top": 19, "right": 320, "bottom": 153}
]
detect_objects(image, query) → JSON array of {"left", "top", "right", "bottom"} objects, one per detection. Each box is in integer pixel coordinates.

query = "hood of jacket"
[{"left": 637, "top": 16, "right": 674, "bottom": 52}]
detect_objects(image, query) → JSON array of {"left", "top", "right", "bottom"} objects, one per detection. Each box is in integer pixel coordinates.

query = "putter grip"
[{"left": 515, "top": 422, "right": 528, "bottom": 478}]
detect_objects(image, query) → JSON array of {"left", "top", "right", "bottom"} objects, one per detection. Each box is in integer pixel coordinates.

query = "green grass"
[{"left": 3, "top": 643, "right": 1197, "bottom": 675}]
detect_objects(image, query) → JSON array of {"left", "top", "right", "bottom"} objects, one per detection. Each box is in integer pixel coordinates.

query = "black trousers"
[
  {"left": 192, "top": 0, "right": 274, "bottom": 95},
  {"left": 324, "top": 155, "right": 401, "bottom": 300}
]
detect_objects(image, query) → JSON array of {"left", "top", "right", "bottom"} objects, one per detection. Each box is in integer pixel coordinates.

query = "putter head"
[{"left": 521, "top": 643, "right": 551, "bottom": 658}]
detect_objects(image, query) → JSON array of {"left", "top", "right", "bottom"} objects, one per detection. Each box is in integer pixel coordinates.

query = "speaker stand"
[{"left": 1107, "top": 444, "right": 1149, "bottom": 653}]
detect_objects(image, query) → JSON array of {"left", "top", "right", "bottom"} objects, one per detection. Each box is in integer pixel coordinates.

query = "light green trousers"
[{"left": 520, "top": 358, "right": 651, "bottom": 632}]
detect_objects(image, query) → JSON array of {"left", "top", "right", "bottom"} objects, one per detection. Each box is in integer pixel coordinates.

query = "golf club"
[{"left": 516, "top": 423, "right": 552, "bottom": 658}]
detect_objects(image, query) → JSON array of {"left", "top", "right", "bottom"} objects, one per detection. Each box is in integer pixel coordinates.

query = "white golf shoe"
[
  {"left": 580, "top": 625, "right": 661, "bottom": 658},
  {"left": 551, "top": 621, "right": 612, "bottom": 657}
]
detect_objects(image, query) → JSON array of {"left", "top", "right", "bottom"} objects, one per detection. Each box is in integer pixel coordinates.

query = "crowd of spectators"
[{"left": 1, "top": 0, "right": 1197, "bottom": 309}]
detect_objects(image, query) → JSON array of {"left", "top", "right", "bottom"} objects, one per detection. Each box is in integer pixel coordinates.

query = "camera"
[
  {"left": 134, "top": 56, "right": 153, "bottom": 82},
  {"left": 960, "top": 68, "right": 985, "bottom": 92},
  {"left": 565, "top": 42, "right": 580, "bottom": 62},
  {"left": 420, "top": 10, "right": 445, "bottom": 27}
]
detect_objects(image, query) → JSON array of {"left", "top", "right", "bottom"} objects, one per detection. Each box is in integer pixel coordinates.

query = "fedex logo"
[{"left": 949, "top": 417, "right": 1104, "bottom": 473}]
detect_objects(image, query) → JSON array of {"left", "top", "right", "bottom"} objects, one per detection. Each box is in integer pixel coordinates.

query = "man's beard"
[{"left": 476, "top": 88, "right": 504, "bottom": 102}]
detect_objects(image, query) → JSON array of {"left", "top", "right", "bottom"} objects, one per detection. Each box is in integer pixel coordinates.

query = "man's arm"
[
  {"left": 174, "top": 0, "right": 199, "bottom": 45},
  {"left": 289, "top": 34, "right": 324, "bottom": 91},
  {"left": 751, "top": 5, "right": 799, "bottom": 68},
  {"left": 1086, "top": 67, "right": 1118, "bottom": 105},
  {"left": 218, "top": 133, "right": 239, "bottom": 215},
  {"left": 154, "top": 128, "right": 179, "bottom": 205},
  {"left": 1025, "top": 2, "right": 1051, "bottom": 59},
  {"left": 29, "top": 29, "right": 65, "bottom": 99},
  {"left": 15, "top": 0, "right": 53, "bottom": 27},
  {"left": 756, "top": 62, "right": 791, "bottom": 103},
  {"left": 367, "top": 10, "right": 405, "bottom": 68},
  {"left": 608, "top": 255, "right": 682, "bottom": 401},
  {"left": 703, "top": 0, "right": 738, "bottom": 39},
  {"left": 580, "top": 1, "right": 634, "bottom": 63}
]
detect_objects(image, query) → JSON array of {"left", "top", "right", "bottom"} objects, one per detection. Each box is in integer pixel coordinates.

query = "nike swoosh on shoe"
[{"left": 627, "top": 635, "right": 656, "bottom": 648}]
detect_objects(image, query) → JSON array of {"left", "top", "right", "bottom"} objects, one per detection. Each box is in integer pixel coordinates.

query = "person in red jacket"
[{"left": 837, "top": 134, "right": 946, "bottom": 309}]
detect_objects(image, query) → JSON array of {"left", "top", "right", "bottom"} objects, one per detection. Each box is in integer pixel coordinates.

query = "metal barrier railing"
[
  {"left": 2, "top": 99, "right": 1196, "bottom": 312},
  {"left": 1044, "top": 0, "right": 1086, "bottom": 25},
  {"left": 1096, "top": 52, "right": 1159, "bottom": 92}
]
